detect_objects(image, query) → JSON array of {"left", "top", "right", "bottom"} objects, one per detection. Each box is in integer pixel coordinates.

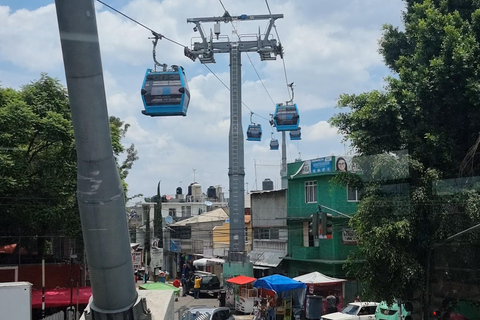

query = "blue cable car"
[
  {"left": 273, "top": 103, "right": 300, "bottom": 131},
  {"left": 290, "top": 127, "right": 301, "bottom": 140},
  {"left": 141, "top": 66, "right": 190, "bottom": 116},
  {"left": 270, "top": 138, "right": 279, "bottom": 150},
  {"left": 246, "top": 124, "right": 262, "bottom": 141}
]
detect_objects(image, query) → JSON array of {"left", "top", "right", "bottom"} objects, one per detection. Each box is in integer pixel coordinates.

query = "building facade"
[
  {"left": 250, "top": 189, "right": 289, "bottom": 278},
  {"left": 284, "top": 156, "right": 361, "bottom": 300}
]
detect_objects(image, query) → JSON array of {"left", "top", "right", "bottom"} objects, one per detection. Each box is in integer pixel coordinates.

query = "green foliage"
[
  {"left": 330, "top": 0, "right": 480, "bottom": 303},
  {"left": 0, "top": 74, "right": 138, "bottom": 255}
]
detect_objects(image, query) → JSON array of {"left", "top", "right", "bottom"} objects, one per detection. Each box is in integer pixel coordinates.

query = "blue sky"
[{"left": 0, "top": 0, "right": 405, "bottom": 202}]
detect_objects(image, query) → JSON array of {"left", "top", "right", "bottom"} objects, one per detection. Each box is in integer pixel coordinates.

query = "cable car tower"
[{"left": 186, "top": 12, "right": 283, "bottom": 264}]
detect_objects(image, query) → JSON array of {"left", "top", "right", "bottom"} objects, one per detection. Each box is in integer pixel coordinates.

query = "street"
[{"left": 172, "top": 292, "right": 253, "bottom": 320}]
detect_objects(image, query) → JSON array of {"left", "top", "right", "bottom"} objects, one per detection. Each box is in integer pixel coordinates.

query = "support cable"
[{"left": 98, "top": 0, "right": 277, "bottom": 125}]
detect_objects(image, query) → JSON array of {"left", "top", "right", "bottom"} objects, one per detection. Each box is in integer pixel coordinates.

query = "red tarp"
[
  {"left": 226, "top": 275, "right": 257, "bottom": 285},
  {"left": 31, "top": 287, "right": 92, "bottom": 309}
]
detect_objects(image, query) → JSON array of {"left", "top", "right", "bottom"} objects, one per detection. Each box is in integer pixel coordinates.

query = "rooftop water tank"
[
  {"left": 176, "top": 187, "right": 182, "bottom": 195},
  {"left": 191, "top": 183, "right": 202, "bottom": 200},
  {"left": 263, "top": 178, "right": 274, "bottom": 191},
  {"left": 207, "top": 186, "right": 216, "bottom": 199}
]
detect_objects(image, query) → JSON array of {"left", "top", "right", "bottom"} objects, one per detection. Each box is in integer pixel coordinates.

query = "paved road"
[
  {"left": 136, "top": 281, "right": 252, "bottom": 320},
  {"left": 172, "top": 293, "right": 253, "bottom": 320}
]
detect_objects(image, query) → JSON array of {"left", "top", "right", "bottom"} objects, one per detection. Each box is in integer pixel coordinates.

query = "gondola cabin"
[
  {"left": 290, "top": 127, "right": 301, "bottom": 140},
  {"left": 141, "top": 67, "right": 190, "bottom": 116},
  {"left": 273, "top": 103, "right": 299, "bottom": 131},
  {"left": 246, "top": 124, "right": 262, "bottom": 141},
  {"left": 270, "top": 139, "right": 279, "bottom": 150}
]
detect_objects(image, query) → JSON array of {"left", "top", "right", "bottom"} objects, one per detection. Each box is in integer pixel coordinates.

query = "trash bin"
[
  {"left": 305, "top": 295, "right": 323, "bottom": 320},
  {"left": 219, "top": 290, "right": 226, "bottom": 307},
  {"left": 159, "top": 273, "right": 166, "bottom": 283}
]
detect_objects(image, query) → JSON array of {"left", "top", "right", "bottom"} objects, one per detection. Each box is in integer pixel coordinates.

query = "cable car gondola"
[
  {"left": 270, "top": 138, "right": 279, "bottom": 150},
  {"left": 269, "top": 132, "right": 279, "bottom": 150},
  {"left": 273, "top": 103, "right": 300, "bottom": 131},
  {"left": 246, "top": 112, "right": 262, "bottom": 141},
  {"left": 141, "top": 66, "right": 190, "bottom": 116},
  {"left": 290, "top": 127, "right": 301, "bottom": 140},
  {"left": 247, "top": 124, "right": 262, "bottom": 141}
]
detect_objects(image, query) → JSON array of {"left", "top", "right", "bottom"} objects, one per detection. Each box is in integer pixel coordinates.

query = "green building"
[{"left": 283, "top": 156, "right": 362, "bottom": 299}]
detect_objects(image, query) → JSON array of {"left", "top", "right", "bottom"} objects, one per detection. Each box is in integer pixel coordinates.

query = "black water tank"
[
  {"left": 188, "top": 183, "right": 193, "bottom": 196},
  {"left": 263, "top": 178, "right": 274, "bottom": 191},
  {"left": 207, "top": 186, "right": 216, "bottom": 199},
  {"left": 176, "top": 187, "right": 182, "bottom": 195}
]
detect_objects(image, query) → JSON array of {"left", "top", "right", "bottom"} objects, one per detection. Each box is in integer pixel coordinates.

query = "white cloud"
[{"left": 0, "top": 0, "right": 406, "bottom": 199}]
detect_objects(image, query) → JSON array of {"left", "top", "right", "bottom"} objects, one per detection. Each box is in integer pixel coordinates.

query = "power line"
[
  {"left": 97, "top": 0, "right": 269, "bottom": 123},
  {"left": 96, "top": 0, "right": 184, "bottom": 48},
  {"left": 265, "top": 0, "right": 291, "bottom": 101}
]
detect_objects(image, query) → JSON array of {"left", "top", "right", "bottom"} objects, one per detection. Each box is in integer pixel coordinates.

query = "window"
[
  {"left": 181, "top": 206, "right": 191, "bottom": 217},
  {"left": 253, "top": 228, "right": 280, "bottom": 240},
  {"left": 347, "top": 185, "right": 362, "bottom": 202},
  {"left": 305, "top": 181, "right": 317, "bottom": 203},
  {"left": 168, "top": 208, "right": 176, "bottom": 217},
  {"left": 260, "top": 229, "right": 269, "bottom": 240},
  {"left": 270, "top": 229, "right": 279, "bottom": 240}
]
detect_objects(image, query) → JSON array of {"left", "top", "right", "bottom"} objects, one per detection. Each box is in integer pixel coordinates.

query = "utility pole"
[
  {"left": 143, "top": 204, "right": 151, "bottom": 269},
  {"left": 155, "top": 181, "right": 163, "bottom": 249},
  {"left": 186, "top": 12, "right": 283, "bottom": 264}
]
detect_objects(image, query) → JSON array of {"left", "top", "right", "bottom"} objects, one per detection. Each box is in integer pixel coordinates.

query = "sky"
[{"left": 0, "top": 0, "right": 406, "bottom": 203}]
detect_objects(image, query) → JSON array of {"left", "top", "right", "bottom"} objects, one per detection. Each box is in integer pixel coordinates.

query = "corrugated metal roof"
[
  {"left": 169, "top": 207, "right": 229, "bottom": 226},
  {"left": 249, "top": 250, "right": 286, "bottom": 267}
]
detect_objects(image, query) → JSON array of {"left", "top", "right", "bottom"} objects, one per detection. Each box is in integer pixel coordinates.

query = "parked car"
[
  {"left": 321, "top": 302, "right": 379, "bottom": 320},
  {"left": 182, "top": 307, "right": 234, "bottom": 320},
  {"left": 187, "top": 271, "right": 222, "bottom": 297},
  {"left": 375, "top": 301, "right": 411, "bottom": 320}
]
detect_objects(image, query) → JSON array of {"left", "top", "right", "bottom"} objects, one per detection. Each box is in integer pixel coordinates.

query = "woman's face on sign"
[{"left": 337, "top": 159, "right": 346, "bottom": 171}]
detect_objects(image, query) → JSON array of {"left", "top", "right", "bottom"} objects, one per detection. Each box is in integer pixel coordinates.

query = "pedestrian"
[
  {"left": 326, "top": 291, "right": 337, "bottom": 314},
  {"left": 194, "top": 276, "right": 201, "bottom": 299},
  {"left": 252, "top": 300, "right": 260, "bottom": 320},
  {"left": 354, "top": 295, "right": 361, "bottom": 302},
  {"left": 172, "top": 277, "right": 181, "bottom": 301},
  {"left": 268, "top": 296, "right": 275, "bottom": 320},
  {"left": 218, "top": 290, "right": 226, "bottom": 307},
  {"left": 146, "top": 266, "right": 150, "bottom": 282},
  {"left": 181, "top": 274, "right": 188, "bottom": 297}
]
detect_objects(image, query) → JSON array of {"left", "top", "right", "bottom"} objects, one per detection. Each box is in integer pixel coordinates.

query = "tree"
[
  {"left": 109, "top": 116, "right": 139, "bottom": 201},
  {"left": 0, "top": 74, "right": 138, "bottom": 259},
  {"left": 329, "top": 0, "right": 480, "bottom": 303}
]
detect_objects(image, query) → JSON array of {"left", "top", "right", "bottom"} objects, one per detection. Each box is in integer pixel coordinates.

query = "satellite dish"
[
  {"left": 165, "top": 216, "right": 173, "bottom": 225},
  {"left": 205, "top": 201, "right": 213, "bottom": 206}
]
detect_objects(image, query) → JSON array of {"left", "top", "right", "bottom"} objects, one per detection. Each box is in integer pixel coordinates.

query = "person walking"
[
  {"left": 326, "top": 292, "right": 337, "bottom": 314},
  {"left": 172, "top": 277, "right": 181, "bottom": 301},
  {"left": 193, "top": 276, "right": 201, "bottom": 299},
  {"left": 181, "top": 274, "right": 188, "bottom": 297}
]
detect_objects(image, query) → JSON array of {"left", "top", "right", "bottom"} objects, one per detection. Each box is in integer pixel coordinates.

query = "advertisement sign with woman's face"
[{"left": 336, "top": 157, "right": 348, "bottom": 172}]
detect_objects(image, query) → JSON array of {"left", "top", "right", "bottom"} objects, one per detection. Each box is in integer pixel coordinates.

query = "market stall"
[
  {"left": 293, "top": 272, "right": 346, "bottom": 315},
  {"left": 254, "top": 274, "right": 307, "bottom": 320},
  {"left": 226, "top": 275, "right": 257, "bottom": 314}
]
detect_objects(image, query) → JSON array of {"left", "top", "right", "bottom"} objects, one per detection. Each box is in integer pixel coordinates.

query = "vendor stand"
[
  {"left": 293, "top": 272, "right": 346, "bottom": 315},
  {"left": 226, "top": 275, "right": 258, "bottom": 314},
  {"left": 254, "top": 274, "right": 307, "bottom": 320}
]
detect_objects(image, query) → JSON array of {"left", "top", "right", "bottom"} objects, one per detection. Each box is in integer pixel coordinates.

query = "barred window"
[{"left": 305, "top": 181, "right": 317, "bottom": 203}]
